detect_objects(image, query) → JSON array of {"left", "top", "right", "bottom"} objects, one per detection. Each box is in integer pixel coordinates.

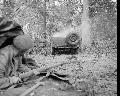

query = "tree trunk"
[
  {"left": 81, "top": 0, "right": 91, "bottom": 48},
  {"left": 43, "top": 0, "right": 46, "bottom": 37}
]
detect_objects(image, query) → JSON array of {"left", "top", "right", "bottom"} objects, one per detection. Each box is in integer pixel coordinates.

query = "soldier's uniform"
[{"left": 0, "top": 17, "right": 34, "bottom": 96}]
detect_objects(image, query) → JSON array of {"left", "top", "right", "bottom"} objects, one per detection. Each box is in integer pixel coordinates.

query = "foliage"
[
  {"left": 0, "top": 1, "right": 117, "bottom": 95},
  {"left": 0, "top": 0, "right": 117, "bottom": 56},
  {"left": 90, "top": 12, "right": 117, "bottom": 56},
  {"left": 89, "top": 0, "right": 117, "bottom": 18}
]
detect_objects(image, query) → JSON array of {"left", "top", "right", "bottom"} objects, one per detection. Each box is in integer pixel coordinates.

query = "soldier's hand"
[{"left": 9, "top": 76, "right": 21, "bottom": 84}]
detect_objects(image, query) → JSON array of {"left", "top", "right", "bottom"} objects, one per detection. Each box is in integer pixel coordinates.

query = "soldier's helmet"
[{"left": 13, "top": 35, "right": 33, "bottom": 51}]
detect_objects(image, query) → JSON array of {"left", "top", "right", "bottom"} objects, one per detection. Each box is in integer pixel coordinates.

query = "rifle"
[{"left": 18, "top": 61, "right": 69, "bottom": 79}]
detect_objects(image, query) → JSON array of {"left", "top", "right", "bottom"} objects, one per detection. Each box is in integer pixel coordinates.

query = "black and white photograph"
[{"left": 0, "top": 0, "right": 117, "bottom": 96}]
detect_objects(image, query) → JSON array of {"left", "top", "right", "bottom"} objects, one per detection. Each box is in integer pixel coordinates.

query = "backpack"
[{"left": 0, "top": 17, "right": 24, "bottom": 49}]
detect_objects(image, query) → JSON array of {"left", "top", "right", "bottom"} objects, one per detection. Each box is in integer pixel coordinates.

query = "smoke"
[
  {"left": 81, "top": 20, "right": 91, "bottom": 47},
  {"left": 52, "top": 26, "right": 74, "bottom": 38}
]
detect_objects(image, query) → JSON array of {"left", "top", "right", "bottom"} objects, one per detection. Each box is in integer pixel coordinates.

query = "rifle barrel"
[{"left": 19, "top": 61, "right": 68, "bottom": 79}]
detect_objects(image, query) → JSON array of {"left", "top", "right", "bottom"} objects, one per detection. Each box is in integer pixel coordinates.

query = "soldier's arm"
[
  {"left": 18, "top": 56, "right": 36, "bottom": 73},
  {"left": 18, "top": 63, "right": 31, "bottom": 73},
  {"left": 0, "top": 53, "right": 12, "bottom": 89},
  {"left": 0, "top": 67, "right": 11, "bottom": 89},
  {"left": 0, "top": 49, "right": 21, "bottom": 89}
]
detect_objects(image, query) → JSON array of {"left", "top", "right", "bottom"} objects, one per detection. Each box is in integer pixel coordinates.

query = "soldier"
[{"left": 0, "top": 17, "right": 39, "bottom": 96}]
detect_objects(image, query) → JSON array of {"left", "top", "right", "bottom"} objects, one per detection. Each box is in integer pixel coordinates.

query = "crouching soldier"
[{"left": 0, "top": 34, "right": 38, "bottom": 96}]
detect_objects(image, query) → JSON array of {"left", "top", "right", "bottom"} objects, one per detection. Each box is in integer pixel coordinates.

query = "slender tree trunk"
[
  {"left": 43, "top": 0, "right": 46, "bottom": 38},
  {"left": 0, "top": 0, "right": 4, "bottom": 16},
  {"left": 81, "top": 0, "right": 91, "bottom": 48}
]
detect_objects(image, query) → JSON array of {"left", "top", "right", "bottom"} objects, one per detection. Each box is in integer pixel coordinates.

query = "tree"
[
  {"left": 81, "top": 0, "right": 91, "bottom": 48},
  {"left": 79, "top": 0, "right": 117, "bottom": 52}
]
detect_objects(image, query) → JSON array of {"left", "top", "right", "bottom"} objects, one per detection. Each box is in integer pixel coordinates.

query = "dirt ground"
[{"left": 22, "top": 51, "right": 117, "bottom": 96}]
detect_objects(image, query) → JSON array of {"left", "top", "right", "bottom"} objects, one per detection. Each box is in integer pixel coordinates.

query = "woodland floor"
[{"left": 23, "top": 51, "right": 117, "bottom": 96}]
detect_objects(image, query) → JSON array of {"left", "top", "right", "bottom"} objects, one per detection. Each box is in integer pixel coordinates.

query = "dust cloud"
[{"left": 81, "top": 20, "right": 91, "bottom": 47}]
